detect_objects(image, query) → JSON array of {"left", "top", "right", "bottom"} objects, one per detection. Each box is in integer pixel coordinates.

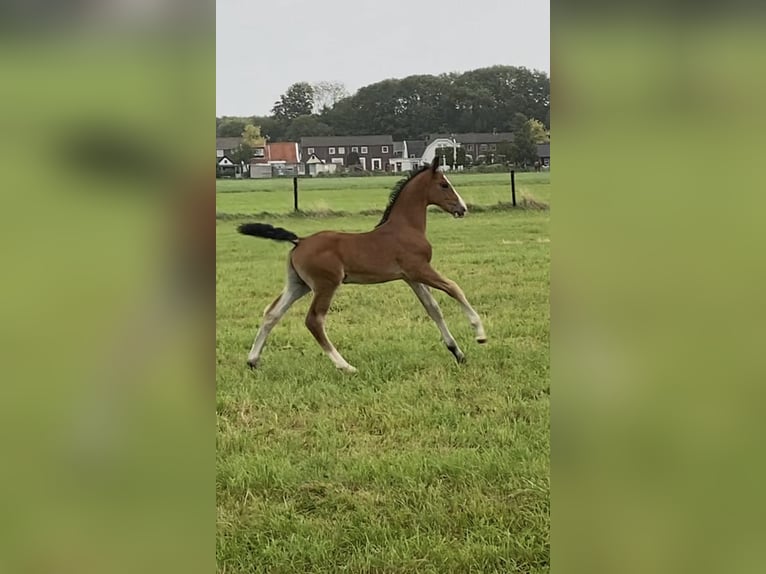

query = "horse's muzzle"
[{"left": 453, "top": 207, "right": 467, "bottom": 218}]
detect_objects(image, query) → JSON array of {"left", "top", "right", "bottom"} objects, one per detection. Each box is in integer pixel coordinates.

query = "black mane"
[{"left": 375, "top": 165, "right": 430, "bottom": 227}]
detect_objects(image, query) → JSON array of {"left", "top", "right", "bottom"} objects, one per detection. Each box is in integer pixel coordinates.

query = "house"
[
  {"left": 217, "top": 155, "right": 245, "bottom": 178},
  {"left": 248, "top": 141, "right": 302, "bottom": 178},
  {"left": 300, "top": 135, "right": 395, "bottom": 171},
  {"left": 537, "top": 142, "right": 550, "bottom": 167},
  {"left": 405, "top": 140, "right": 426, "bottom": 162},
  {"left": 216, "top": 137, "right": 242, "bottom": 159},
  {"left": 420, "top": 137, "right": 463, "bottom": 167},
  {"left": 428, "top": 132, "right": 515, "bottom": 162},
  {"left": 250, "top": 142, "right": 301, "bottom": 165},
  {"left": 388, "top": 141, "right": 424, "bottom": 172},
  {"left": 216, "top": 137, "right": 245, "bottom": 178},
  {"left": 304, "top": 153, "right": 338, "bottom": 177}
]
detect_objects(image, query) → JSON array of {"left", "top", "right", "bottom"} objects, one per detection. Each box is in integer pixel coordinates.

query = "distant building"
[
  {"left": 248, "top": 141, "right": 302, "bottom": 178},
  {"left": 216, "top": 137, "right": 242, "bottom": 158},
  {"left": 537, "top": 142, "right": 550, "bottom": 167},
  {"left": 300, "top": 135, "right": 395, "bottom": 171},
  {"left": 428, "top": 132, "right": 515, "bottom": 163},
  {"left": 304, "top": 153, "right": 339, "bottom": 177},
  {"left": 250, "top": 142, "right": 300, "bottom": 165}
]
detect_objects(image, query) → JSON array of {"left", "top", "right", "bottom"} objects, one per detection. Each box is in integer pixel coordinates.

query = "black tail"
[{"left": 237, "top": 223, "right": 300, "bottom": 245}]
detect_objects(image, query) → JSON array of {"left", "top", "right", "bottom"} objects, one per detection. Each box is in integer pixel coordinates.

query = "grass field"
[
  {"left": 216, "top": 173, "right": 550, "bottom": 572},
  {"left": 216, "top": 171, "right": 550, "bottom": 216}
]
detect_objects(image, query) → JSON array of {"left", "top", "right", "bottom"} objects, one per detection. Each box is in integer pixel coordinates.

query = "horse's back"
[{"left": 291, "top": 228, "right": 403, "bottom": 285}]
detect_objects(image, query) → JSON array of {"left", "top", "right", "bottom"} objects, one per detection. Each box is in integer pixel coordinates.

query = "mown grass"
[
  {"left": 216, "top": 171, "right": 550, "bottom": 216},
  {"left": 216, "top": 208, "right": 550, "bottom": 573}
]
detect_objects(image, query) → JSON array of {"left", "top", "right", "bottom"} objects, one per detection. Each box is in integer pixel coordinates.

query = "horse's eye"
[{"left": 440, "top": 183, "right": 449, "bottom": 189}]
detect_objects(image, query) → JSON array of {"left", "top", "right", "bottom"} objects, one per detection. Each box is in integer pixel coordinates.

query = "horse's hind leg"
[
  {"left": 304, "top": 282, "right": 356, "bottom": 373},
  {"left": 247, "top": 267, "right": 309, "bottom": 368}
]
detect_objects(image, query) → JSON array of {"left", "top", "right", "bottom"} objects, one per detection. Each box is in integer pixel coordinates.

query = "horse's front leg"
[
  {"left": 405, "top": 265, "right": 486, "bottom": 343},
  {"left": 405, "top": 280, "right": 465, "bottom": 363}
]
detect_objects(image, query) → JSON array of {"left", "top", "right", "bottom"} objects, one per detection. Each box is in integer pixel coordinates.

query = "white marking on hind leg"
[
  {"left": 327, "top": 347, "right": 357, "bottom": 373},
  {"left": 247, "top": 281, "right": 309, "bottom": 366}
]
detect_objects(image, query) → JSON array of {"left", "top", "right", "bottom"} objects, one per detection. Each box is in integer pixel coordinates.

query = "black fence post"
[
  {"left": 510, "top": 169, "right": 516, "bottom": 206},
  {"left": 293, "top": 177, "right": 299, "bottom": 212}
]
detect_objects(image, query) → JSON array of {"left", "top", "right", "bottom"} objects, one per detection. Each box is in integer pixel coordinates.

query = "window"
[
  {"left": 409, "top": 154, "right": 416, "bottom": 158},
  {"left": 331, "top": 158, "right": 344, "bottom": 165},
  {"left": 480, "top": 144, "right": 488, "bottom": 151},
  {"left": 351, "top": 146, "right": 358, "bottom": 152},
  {"left": 381, "top": 146, "right": 389, "bottom": 153},
  {"left": 253, "top": 147, "right": 265, "bottom": 157},
  {"left": 307, "top": 147, "right": 315, "bottom": 154},
  {"left": 465, "top": 144, "right": 474, "bottom": 151},
  {"left": 490, "top": 144, "right": 497, "bottom": 151},
  {"left": 216, "top": 150, "right": 224, "bottom": 157},
  {"left": 360, "top": 146, "right": 368, "bottom": 154},
  {"left": 328, "top": 147, "right": 336, "bottom": 155},
  {"left": 338, "top": 146, "right": 345, "bottom": 154}
]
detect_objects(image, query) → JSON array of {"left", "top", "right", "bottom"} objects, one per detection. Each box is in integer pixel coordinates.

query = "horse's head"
[{"left": 423, "top": 155, "right": 467, "bottom": 218}]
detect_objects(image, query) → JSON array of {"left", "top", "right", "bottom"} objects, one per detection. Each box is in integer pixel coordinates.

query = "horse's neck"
[{"left": 386, "top": 182, "right": 427, "bottom": 233}]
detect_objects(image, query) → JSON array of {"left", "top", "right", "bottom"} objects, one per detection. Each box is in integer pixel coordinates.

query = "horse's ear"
[{"left": 430, "top": 155, "right": 440, "bottom": 173}]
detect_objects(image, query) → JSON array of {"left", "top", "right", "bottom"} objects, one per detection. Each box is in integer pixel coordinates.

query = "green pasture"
[
  {"left": 216, "top": 197, "right": 550, "bottom": 572},
  {"left": 216, "top": 171, "right": 550, "bottom": 216}
]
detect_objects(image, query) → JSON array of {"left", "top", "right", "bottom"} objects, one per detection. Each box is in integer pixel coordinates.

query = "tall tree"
[
  {"left": 217, "top": 116, "right": 249, "bottom": 137},
  {"left": 312, "top": 81, "right": 349, "bottom": 113},
  {"left": 495, "top": 140, "right": 514, "bottom": 163},
  {"left": 510, "top": 112, "right": 529, "bottom": 134},
  {"left": 251, "top": 116, "right": 287, "bottom": 142},
  {"left": 241, "top": 124, "right": 266, "bottom": 147},
  {"left": 284, "top": 115, "right": 334, "bottom": 141},
  {"left": 221, "top": 66, "right": 550, "bottom": 141},
  {"left": 315, "top": 66, "right": 549, "bottom": 139},
  {"left": 272, "top": 82, "right": 314, "bottom": 121},
  {"left": 346, "top": 150, "right": 361, "bottom": 167},
  {"left": 510, "top": 117, "right": 538, "bottom": 167},
  {"left": 528, "top": 119, "right": 549, "bottom": 144}
]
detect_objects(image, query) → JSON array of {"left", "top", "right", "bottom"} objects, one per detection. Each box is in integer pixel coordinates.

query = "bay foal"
[{"left": 238, "top": 156, "right": 486, "bottom": 373}]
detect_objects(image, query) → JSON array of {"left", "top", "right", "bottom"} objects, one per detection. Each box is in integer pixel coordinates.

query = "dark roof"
[
  {"left": 216, "top": 137, "right": 242, "bottom": 151},
  {"left": 393, "top": 141, "right": 406, "bottom": 153},
  {"left": 537, "top": 143, "right": 550, "bottom": 157},
  {"left": 429, "top": 132, "right": 515, "bottom": 144},
  {"left": 301, "top": 135, "right": 393, "bottom": 147},
  {"left": 405, "top": 139, "right": 426, "bottom": 158}
]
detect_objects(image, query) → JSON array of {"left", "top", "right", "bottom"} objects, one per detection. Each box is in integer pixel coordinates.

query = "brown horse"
[{"left": 238, "top": 156, "right": 486, "bottom": 373}]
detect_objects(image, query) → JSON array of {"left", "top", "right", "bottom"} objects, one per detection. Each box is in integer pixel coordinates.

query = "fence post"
[
  {"left": 293, "top": 177, "right": 299, "bottom": 212},
  {"left": 510, "top": 169, "right": 516, "bottom": 206}
]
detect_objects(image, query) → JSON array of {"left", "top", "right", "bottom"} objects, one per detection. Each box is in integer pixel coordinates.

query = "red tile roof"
[{"left": 250, "top": 142, "right": 300, "bottom": 164}]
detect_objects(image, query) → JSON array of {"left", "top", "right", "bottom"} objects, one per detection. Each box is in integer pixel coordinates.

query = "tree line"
[{"left": 217, "top": 65, "right": 549, "bottom": 147}]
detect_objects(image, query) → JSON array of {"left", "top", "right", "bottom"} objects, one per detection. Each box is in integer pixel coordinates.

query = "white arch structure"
[{"left": 420, "top": 138, "right": 461, "bottom": 167}]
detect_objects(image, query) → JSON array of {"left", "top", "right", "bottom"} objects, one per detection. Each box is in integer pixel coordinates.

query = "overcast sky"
[{"left": 216, "top": 0, "right": 549, "bottom": 117}]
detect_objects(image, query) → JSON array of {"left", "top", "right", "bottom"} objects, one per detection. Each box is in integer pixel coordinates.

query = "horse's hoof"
[
  {"left": 447, "top": 344, "right": 466, "bottom": 363},
  {"left": 476, "top": 337, "right": 487, "bottom": 344},
  {"left": 340, "top": 365, "right": 358, "bottom": 374},
  {"left": 246, "top": 359, "right": 259, "bottom": 370}
]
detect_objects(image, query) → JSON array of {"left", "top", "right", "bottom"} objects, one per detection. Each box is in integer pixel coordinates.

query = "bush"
[{"left": 466, "top": 164, "right": 511, "bottom": 174}]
